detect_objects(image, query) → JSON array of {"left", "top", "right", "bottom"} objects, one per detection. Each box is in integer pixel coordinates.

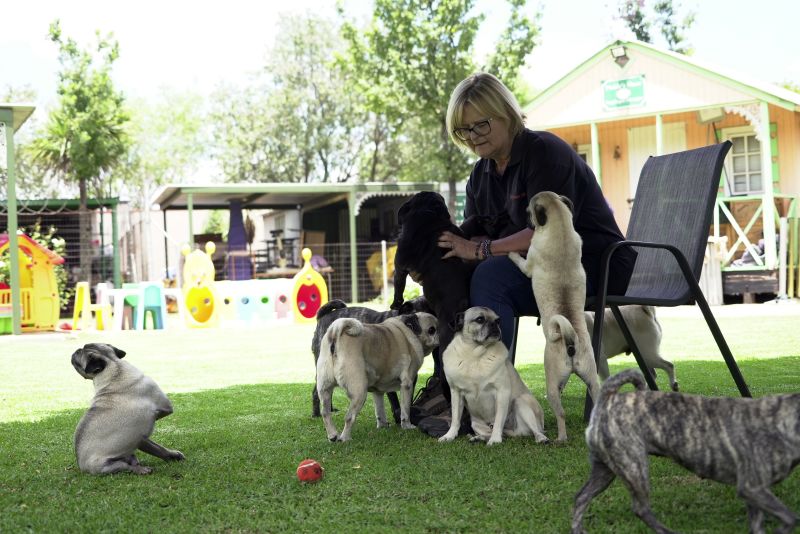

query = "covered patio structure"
[{"left": 150, "top": 182, "right": 439, "bottom": 302}]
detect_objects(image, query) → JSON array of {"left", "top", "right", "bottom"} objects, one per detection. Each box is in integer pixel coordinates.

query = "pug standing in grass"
[
  {"left": 438, "top": 307, "right": 548, "bottom": 445},
  {"left": 573, "top": 369, "right": 800, "bottom": 534},
  {"left": 509, "top": 191, "right": 601, "bottom": 441},
  {"left": 316, "top": 312, "right": 439, "bottom": 442},
  {"left": 72, "top": 343, "right": 184, "bottom": 475}
]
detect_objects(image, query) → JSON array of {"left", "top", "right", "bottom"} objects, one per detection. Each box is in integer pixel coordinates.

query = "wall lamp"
[{"left": 610, "top": 45, "right": 629, "bottom": 68}]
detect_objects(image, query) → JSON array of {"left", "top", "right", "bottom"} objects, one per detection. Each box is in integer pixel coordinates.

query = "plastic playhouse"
[
  {"left": 0, "top": 233, "right": 65, "bottom": 332},
  {"left": 179, "top": 242, "right": 327, "bottom": 327}
]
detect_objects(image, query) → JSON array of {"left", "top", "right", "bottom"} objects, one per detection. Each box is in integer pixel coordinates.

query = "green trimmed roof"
[{"left": 525, "top": 39, "right": 800, "bottom": 117}]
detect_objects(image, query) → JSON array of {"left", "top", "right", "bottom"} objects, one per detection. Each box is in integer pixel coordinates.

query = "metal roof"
[{"left": 150, "top": 182, "right": 441, "bottom": 213}]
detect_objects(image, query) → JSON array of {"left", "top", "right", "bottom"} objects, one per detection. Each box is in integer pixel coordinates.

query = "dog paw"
[
  {"left": 327, "top": 434, "right": 339, "bottom": 442},
  {"left": 438, "top": 433, "right": 456, "bottom": 443},
  {"left": 376, "top": 421, "right": 390, "bottom": 429},
  {"left": 487, "top": 437, "right": 502, "bottom": 446},
  {"left": 132, "top": 465, "right": 153, "bottom": 475},
  {"left": 401, "top": 422, "right": 416, "bottom": 430},
  {"left": 672, "top": 382, "right": 679, "bottom": 392},
  {"left": 168, "top": 450, "right": 185, "bottom": 461},
  {"left": 336, "top": 435, "right": 351, "bottom": 442}
]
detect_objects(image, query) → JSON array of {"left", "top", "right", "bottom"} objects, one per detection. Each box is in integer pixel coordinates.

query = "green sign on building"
[{"left": 603, "top": 75, "right": 645, "bottom": 109}]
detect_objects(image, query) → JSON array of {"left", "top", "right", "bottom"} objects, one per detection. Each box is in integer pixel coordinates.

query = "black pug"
[
  {"left": 310, "top": 297, "right": 433, "bottom": 420},
  {"left": 391, "top": 191, "right": 479, "bottom": 411}
]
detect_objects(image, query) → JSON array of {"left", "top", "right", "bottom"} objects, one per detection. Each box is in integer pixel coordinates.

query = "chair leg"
[
  {"left": 609, "top": 306, "right": 659, "bottom": 391},
  {"left": 509, "top": 317, "right": 520, "bottom": 364},
  {"left": 693, "top": 289, "right": 752, "bottom": 397}
]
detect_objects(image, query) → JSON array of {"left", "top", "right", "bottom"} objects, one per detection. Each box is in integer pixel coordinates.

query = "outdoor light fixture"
[{"left": 610, "top": 45, "right": 629, "bottom": 68}]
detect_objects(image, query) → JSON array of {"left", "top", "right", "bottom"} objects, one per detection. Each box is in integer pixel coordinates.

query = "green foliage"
[
  {"left": 0, "top": 221, "right": 73, "bottom": 311},
  {"left": 340, "top": 0, "right": 540, "bottom": 208},
  {"left": 30, "top": 20, "right": 130, "bottom": 189},
  {"left": 483, "top": 0, "right": 542, "bottom": 95},
  {"left": 114, "top": 90, "right": 207, "bottom": 206},
  {"left": 211, "top": 14, "right": 368, "bottom": 183},
  {"left": 616, "top": 0, "right": 695, "bottom": 54},
  {"left": 28, "top": 20, "right": 130, "bottom": 283},
  {"left": 203, "top": 210, "right": 228, "bottom": 239}
]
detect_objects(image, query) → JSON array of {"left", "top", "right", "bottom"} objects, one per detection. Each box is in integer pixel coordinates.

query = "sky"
[{"left": 2, "top": 0, "right": 799, "bottom": 126}]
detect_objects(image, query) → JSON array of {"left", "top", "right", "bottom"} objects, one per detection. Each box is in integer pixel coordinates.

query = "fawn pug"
[
  {"left": 509, "top": 191, "right": 600, "bottom": 441},
  {"left": 316, "top": 312, "right": 439, "bottom": 442},
  {"left": 72, "top": 343, "right": 184, "bottom": 475},
  {"left": 438, "top": 307, "right": 548, "bottom": 445}
]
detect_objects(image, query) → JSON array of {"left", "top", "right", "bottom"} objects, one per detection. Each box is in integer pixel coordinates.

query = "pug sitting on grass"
[{"left": 72, "top": 343, "right": 184, "bottom": 475}]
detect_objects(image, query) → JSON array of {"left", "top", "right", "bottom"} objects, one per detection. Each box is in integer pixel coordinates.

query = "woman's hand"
[{"left": 438, "top": 231, "right": 475, "bottom": 260}]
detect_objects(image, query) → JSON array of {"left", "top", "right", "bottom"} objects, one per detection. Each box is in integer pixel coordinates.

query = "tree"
[
  {"left": 111, "top": 89, "right": 207, "bottom": 279},
  {"left": 616, "top": 0, "right": 695, "bottom": 54},
  {"left": 29, "top": 20, "right": 130, "bottom": 284},
  {"left": 211, "top": 13, "right": 370, "bottom": 183},
  {"left": 340, "top": 0, "right": 540, "bottom": 210}
]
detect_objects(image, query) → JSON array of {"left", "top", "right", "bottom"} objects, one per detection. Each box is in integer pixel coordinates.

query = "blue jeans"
[
  {"left": 470, "top": 256, "right": 539, "bottom": 351},
  {"left": 470, "top": 256, "right": 598, "bottom": 352}
]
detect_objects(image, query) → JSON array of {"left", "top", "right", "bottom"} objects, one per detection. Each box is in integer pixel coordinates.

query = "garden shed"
[{"left": 524, "top": 38, "right": 800, "bottom": 299}]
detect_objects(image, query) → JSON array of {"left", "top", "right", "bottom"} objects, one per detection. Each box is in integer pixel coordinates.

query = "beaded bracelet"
[{"left": 480, "top": 239, "right": 493, "bottom": 259}]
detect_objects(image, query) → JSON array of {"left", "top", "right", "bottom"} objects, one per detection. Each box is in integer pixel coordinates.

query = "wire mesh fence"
[{"left": 250, "top": 240, "right": 398, "bottom": 304}]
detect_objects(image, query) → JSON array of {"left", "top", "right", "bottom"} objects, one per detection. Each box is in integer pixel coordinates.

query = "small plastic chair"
[
  {"left": 133, "top": 282, "right": 167, "bottom": 330},
  {"left": 72, "top": 281, "right": 111, "bottom": 330}
]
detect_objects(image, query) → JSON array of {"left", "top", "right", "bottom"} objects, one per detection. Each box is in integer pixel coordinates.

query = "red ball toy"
[{"left": 296, "top": 459, "right": 324, "bottom": 483}]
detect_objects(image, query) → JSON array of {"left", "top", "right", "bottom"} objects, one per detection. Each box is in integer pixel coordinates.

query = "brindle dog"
[{"left": 573, "top": 369, "right": 800, "bottom": 534}]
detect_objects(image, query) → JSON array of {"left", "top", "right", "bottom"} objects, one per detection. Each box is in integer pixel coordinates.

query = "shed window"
[{"left": 727, "top": 133, "right": 762, "bottom": 194}]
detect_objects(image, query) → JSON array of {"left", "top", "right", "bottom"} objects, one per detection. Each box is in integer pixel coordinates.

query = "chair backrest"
[{"left": 623, "top": 142, "right": 732, "bottom": 303}]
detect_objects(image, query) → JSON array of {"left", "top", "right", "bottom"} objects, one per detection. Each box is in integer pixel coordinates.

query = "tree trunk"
[{"left": 78, "top": 177, "right": 93, "bottom": 287}]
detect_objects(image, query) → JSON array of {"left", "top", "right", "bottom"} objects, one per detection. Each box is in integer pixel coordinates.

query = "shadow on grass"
[{"left": 1, "top": 358, "right": 798, "bottom": 532}]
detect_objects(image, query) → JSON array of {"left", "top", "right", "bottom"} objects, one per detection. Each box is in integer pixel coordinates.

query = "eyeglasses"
[{"left": 452, "top": 118, "right": 493, "bottom": 141}]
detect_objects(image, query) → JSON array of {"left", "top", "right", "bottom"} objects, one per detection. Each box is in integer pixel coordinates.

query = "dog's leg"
[
  {"left": 544, "top": 353, "right": 571, "bottom": 441},
  {"left": 438, "top": 389, "right": 464, "bottom": 442},
  {"left": 338, "top": 387, "right": 367, "bottom": 442},
  {"left": 311, "top": 384, "right": 321, "bottom": 417},
  {"left": 372, "top": 392, "right": 389, "bottom": 429},
  {"left": 609, "top": 450, "right": 675, "bottom": 534},
  {"left": 571, "top": 458, "right": 616, "bottom": 534},
  {"left": 653, "top": 359, "right": 678, "bottom": 391},
  {"left": 318, "top": 385, "right": 339, "bottom": 441},
  {"left": 515, "top": 398, "right": 549, "bottom": 443},
  {"left": 746, "top": 504, "right": 766, "bottom": 534},
  {"left": 387, "top": 392, "right": 402, "bottom": 425},
  {"left": 507, "top": 252, "right": 533, "bottom": 276},
  {"left": 96, "top": 456, "right": 153, "bottom": 475},
  {"left": 488, "top": 389, "right": 511, "bottom": 446},
  {"left": 737, "top": 484, "right": 797, "bottom": 534},
  {"left": 399, "top": 375, "right": 415, "bottom": 430},
  {"left": 138, "top": 438, "right": 185, "bottom": 461}
]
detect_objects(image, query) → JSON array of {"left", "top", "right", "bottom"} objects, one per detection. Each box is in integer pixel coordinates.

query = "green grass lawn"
[{"left": 1, "top": 305, "right": 800, "bottom": 532}]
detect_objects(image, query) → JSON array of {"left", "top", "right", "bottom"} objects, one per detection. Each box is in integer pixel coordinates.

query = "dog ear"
[
  {"left": 398, "top": 300, "right": 415, "bottom": 315},
  {"left": 401, "top": 313, "right": 422, "bottom": 335},
  {"left": 559, "top": 195, "right": 574, "bottom": 214},
  {"left": 534, "top": 204, "right": 548, "bottom": 227},
  {"left": 107, "top": 344, "right": 126, "bottom": 359},
  {"left": 84, "top": 356, "right": 107, "bottom": 375},
  {"left": 450, "top": 312, "right": 465, "bottom": 332}
]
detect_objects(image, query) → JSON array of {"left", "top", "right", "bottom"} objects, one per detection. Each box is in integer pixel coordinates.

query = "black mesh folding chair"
[{"left": 510, "top": 142, "right": 751, "bottom": 410}]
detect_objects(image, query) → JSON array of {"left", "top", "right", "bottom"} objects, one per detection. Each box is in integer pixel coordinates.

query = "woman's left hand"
[{"left": 438, "top": 231, "right": 473, "bottom": 260}]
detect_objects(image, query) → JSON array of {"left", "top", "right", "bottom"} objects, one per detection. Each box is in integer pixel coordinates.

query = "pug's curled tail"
[
  {"left": 598, "top": 369, "right": 647, "bottom": 404},
  {"left": 326, "top": 318, "right": 364, "bottom": 358},
  {"left": 547, "top": 315, "right": 577, "bottom": 357}
]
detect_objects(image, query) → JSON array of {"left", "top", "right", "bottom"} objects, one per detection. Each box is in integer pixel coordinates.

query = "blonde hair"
[{"left": 446, "top": 72, "right": 525, "bottom": 151}]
